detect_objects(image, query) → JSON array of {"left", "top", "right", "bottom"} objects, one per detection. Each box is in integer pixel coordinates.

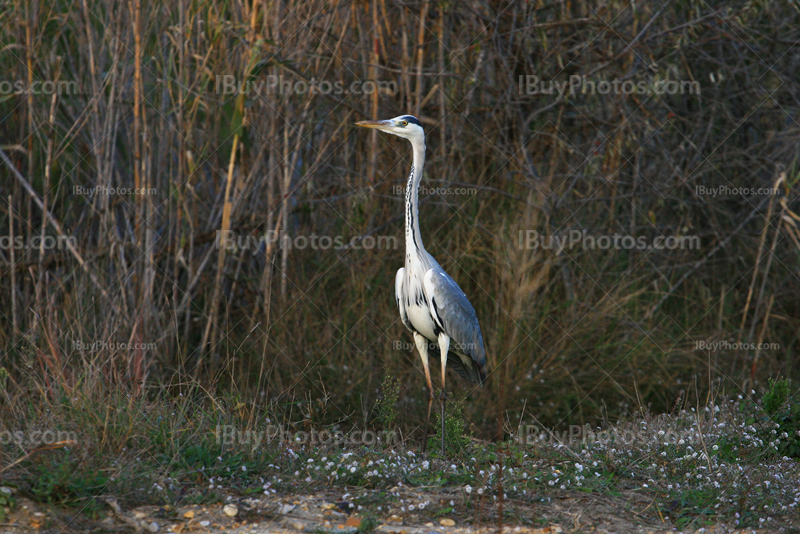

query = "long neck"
[{"left": 405, "top": 136, "right": 426, "bottom": 259}]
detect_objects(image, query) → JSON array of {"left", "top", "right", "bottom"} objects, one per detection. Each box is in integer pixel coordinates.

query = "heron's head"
[{"left": 355, "top": 115, "right": 424, "bottom": 142}]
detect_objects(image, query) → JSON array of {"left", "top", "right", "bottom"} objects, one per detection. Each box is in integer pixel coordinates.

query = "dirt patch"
[{"left": 4, "top": 487, "right": 797, "bottom": 534}]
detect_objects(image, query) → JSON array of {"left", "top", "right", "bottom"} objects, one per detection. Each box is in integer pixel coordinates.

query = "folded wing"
[{"left": 423, "top": 268, "right": 487, "bottom": 385}]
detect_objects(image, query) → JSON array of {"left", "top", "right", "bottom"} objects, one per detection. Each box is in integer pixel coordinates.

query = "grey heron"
[{"left": 356, "top": 115, "right": 487, "bottom": 455}]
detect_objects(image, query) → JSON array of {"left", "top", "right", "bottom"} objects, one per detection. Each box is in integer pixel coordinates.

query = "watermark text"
[
  {"left": 518, "top": 75, "right": 700, "bottom": 96},
  {"left": 216, "top": 230, "right": 398, "bottom": 254},
  {"left": 518, "top": 230, "right": 700, "bottom": 251},
  {"left": 216, "top": 75, "right": 396, "bottom": 96},
  {"left": 216, "top": 425, "right": 399, "bottom": 448}
]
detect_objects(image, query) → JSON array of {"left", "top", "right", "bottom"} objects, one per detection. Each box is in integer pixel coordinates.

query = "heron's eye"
[{"left": 399, "top": 120, "right": 408, "bottom": 126}]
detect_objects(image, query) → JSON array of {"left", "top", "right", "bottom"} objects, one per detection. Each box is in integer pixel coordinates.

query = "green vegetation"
[
  {"left": 763, "top": 378, "right": 791, "bottom": 417},
  {"left": 0, "top": 486, "right": 14, "bottom": 522},
  {"left": 428, "top": 396, "right": 473, "bottom": 458},
  {"left": 30, "top": 460, "right": 107, "bottom": 513},
  {"left": 0, "top": 379, "right": 797, "bottom": 530},
  {"left": 761, "top": 378, "right": 800, "bottom": 458},
  {"left": 377, "top": 374, "right": 401, "bottom": 433}
]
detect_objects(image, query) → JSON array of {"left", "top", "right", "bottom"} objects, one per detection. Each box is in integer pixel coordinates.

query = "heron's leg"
[
  {"left": 437, "top": 334, "right": 451, "bottom": 456},
  {"left": 413, "top": 333, "right": 435, "bottom": 453}
]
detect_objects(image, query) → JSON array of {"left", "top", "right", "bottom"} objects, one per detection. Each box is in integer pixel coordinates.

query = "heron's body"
[
  {"left": 356, "top": 115, "right": 487, "bottom": 454},
  {"left": 396, "top": 262, "right": 486, "bottom": 385}
]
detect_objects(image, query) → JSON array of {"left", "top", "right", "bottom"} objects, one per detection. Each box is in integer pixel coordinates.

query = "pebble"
[
  {"left": 223, "top": 504, "right": 238, "bottom": 517},
  {"left": 439, "top": 518, "right": 456, "bottom": 527}
]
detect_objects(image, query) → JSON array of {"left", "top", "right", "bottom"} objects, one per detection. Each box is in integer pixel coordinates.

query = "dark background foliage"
[{"left": 1, "top": 0, "right": 799, "bottom": 440}]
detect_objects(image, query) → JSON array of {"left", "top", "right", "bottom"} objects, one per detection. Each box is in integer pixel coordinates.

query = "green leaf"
[{"left": 230, "top": 93, "right": 245, "bottom": 137}]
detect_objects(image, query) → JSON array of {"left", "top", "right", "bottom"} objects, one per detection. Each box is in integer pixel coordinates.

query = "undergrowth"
[{"left": 0, "top": 378, "right": 797, "bottom": 530}]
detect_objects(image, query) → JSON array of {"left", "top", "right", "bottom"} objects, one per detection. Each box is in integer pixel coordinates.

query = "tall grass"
[{"left": 1, "top": 0, "right": 799, "bottom": 443}]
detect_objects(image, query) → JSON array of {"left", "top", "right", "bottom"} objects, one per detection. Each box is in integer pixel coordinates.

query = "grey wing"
[
  {"left": 423, "top": 269, "right": 487, "bottom": 385},
  {"left": 395, "top": 267, "right": 411, "bottom": 330}
]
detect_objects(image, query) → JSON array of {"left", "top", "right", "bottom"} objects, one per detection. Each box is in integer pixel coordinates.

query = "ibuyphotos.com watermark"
[
  {"left": 0, "top": 80, "right": 79, "bottom": 96},
  {"left": 216, "top": 75, "right": 397, "bottom": 96},
  {"left": 0, "top": 235, "right": 76, "bottom": 251},
  {"left": 0, "top": 429, "right": 78, "bottom": 446},
  {"left": 515, "top": 425, "right": 702, "bottom": 446},
  {"left": 73, "top": 340, "right": 157, "bottom": 351},
  {"left": 518, "top": 75, "right": 700, "bottom": 96},
  {"left": 696, "top": 185, "right": 780, "bottom": 197},
  {"left": 391, "top": 185, "right": 477, "bottom": 197},
  {"left": 216, "top": 425, "right": 399, "bottom": 448},
  {"left": 216, "top": 230, "right": 398, "bottom": 254},
  {"left": 695, "top": 340, "right": 779, "bottom": 352},
  {"left": 73, "top": 185, "right": 157, "bottom": 196},
  {"left": 518, "top": 230, "right": 700, "bottom": 251},
  {"left": 391, "top": 339, "right": 478, "bottom": 353}
]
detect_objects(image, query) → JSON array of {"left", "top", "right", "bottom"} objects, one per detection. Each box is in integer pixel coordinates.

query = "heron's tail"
[{"left": 448, "top": 351, "right": 487, "bottom": 387}]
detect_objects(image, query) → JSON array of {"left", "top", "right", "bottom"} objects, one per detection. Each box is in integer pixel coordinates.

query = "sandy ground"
[{"left": 2, "top": 487, "right": 795, "bottom": 534}]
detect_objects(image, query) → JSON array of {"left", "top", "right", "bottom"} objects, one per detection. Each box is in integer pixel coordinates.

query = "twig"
[
  {"left": 0, "top": 441, "right": 77, "bottom": 474},
  {"left": 642, "top": 196, "right": 769, "bottom": 322},
  {"left": 586, "top": 1, "right": 673, "bottom": 77},
  {"left": 0, "top": 148, "right": 122, "bottom": 315}
]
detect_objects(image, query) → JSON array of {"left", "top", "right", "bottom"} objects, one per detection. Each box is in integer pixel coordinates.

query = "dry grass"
[{"left": 1, "top": 0, "right": 800, "bottom": 450}]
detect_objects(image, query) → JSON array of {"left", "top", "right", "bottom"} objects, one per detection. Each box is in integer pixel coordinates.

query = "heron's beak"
[{"left": 355, "top": 119, "right": 392, "bottom": 130}]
